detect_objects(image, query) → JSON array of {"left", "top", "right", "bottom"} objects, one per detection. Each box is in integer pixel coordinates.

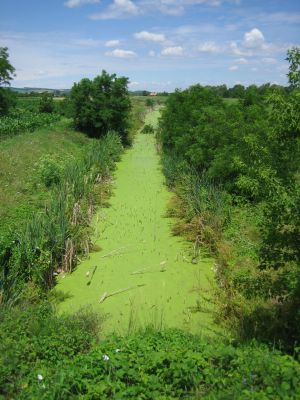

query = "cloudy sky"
[{"left": 1, "top": 0, "right": 299, "bottom": 90}]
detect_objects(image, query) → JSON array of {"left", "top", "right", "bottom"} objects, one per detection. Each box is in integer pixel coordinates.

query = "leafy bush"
[
  {"left": 0, "top": 111, "right": 60, "bottom": 138},
  {"left": 0, "top": 302, "right": 103, "bottom": 398},
  {"left": 38, "top": 155, "right": 62, "bottom": 187},
  {"left": 0, "top": 88, "right": 16, "bottom": 116},
  {"left": 39, "top": 93, "right": 55, "bottom": 113},
  {"left": 141, "top": 123, "right": 155, "bottom": 134},
  {"left": 1, "top": 312, "right": 299, "bottom": 399}
]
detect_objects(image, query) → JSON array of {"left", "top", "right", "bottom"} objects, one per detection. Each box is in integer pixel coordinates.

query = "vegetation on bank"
[
  {"left": 1, "top": 301, "right": 300, "bottom": 399},
  {"left": 1, "top": 133, "right": 123, "bottom": 302},
  {"left": 158, "top": 48, "right": 300, "bottom": 351},
  {"left": 0, "top": 51, "right": 138, "bottom": 302}
]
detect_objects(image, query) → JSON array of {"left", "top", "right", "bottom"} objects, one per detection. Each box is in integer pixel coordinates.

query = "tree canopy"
[
  {"left": 70, "top": 70, "right": 131, "bottom": 144},
  {"left": 0, "top": 47, "right": 16, "bottom": 115},
  {"left": 0, "top": 47, "right": 15, "bottom": 87}
]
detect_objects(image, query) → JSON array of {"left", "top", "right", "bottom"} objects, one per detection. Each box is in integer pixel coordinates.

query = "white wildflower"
[
  {"left": 115, "top": 349, "right": 121, "bottom": 353},
  {"left": 37, "top": 374, "right": 43, "bottom": 381},
  {"left": 103, "top": 354, "right": 110, "bottom": 361}
]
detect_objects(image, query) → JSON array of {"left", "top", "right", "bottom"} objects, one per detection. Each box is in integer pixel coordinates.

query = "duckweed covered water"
[{"left": 58, "top": 110, "right": 215, "bottom": 335}]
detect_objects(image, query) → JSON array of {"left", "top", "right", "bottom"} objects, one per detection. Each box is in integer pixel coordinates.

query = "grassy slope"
[
  {"left": 58, "top": 110, "right": 215, "bottom": 336},
  {"left": 0, "top": 119, "right": 91, "bottom": 240},
  {"left": 0, "top": 97, "right": 146, "bottom": 242}
]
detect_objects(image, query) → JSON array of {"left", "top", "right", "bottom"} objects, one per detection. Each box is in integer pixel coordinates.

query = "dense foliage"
[
  {"left": 0, "top": 47, "right": 15, "bottom": 86},
  {"left": 0, "top": 47, "right": 16, "bottom": 116},
  {"left": 38, "top": 92, "right": 55, "bottom": 113},
  {"left": 158, "top": 50, "right": 300, "bottom": 350},
  {"left": 70, "top": 70, "right": 132, "bottom": 144},
  {"left": 1, "top": 303, "right": 300, "bottom": 399},
  {"left": 0, "top": 111, "right": 60, "bottom": 138}
]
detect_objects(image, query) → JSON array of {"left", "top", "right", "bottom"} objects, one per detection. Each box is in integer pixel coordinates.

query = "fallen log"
[{"left": 99, "top": 284, "right": 146, "bottom": 304}]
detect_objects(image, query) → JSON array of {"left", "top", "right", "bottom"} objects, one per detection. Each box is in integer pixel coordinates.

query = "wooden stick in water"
[{"left": 99, "top": 284, "right": 146, "bottom": 304}]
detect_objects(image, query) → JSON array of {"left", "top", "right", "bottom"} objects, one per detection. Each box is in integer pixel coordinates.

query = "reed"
[{"left": 1, "top": 132, "right": 123, "bottom": 301}]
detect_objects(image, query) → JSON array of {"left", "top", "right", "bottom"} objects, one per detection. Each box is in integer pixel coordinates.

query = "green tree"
[
  {"left": 70, "top": 71, "right": 131, "bottom": 144},
  {"left": 286, "top": 47, "right": 300, "bottom": 88},
  {"left": 39, "top": 92, "right": 55, "bottom": 113},
  {"left": 146, "top": 98, "right": 154, "bottom": 108},
  {"left": 0, "top": 47, "right": 15, "bottom": 86},
  {"left": 0, "top": 47, "right": 16, "bottom": 116}
]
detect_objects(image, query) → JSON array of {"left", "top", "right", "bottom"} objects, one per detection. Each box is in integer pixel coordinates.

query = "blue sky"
[{"left": 1, "top": 0, "right": 299, "bottom": 90}]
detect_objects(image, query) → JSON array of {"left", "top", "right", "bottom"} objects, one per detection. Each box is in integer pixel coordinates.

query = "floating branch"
[{"left": 99, "top": 284, "right": 146, "bottom": 304}]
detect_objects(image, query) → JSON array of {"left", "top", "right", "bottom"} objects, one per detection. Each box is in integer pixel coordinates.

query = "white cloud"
[
  {"left": 148, "top": 50, "right": 156, "bottom": 57},
  {"left": 90, "top": 0, "right": 139, "bottom": 19},
  {"left": 197, "top": 41, "right": 219, "bottom": 53},
  {"left": 174, "top": 24, "right": 217, "bottom": 35},
  {"left": 161, "top": 46, "right": 183, "bottom": 56},
  {"left": 75, "top": 38, "right": 102, "bottom": 46},
  {"left": 150, "top": 0, "right": 239, "bottom": 15},
  {"left": 129, "top": 81, "right": 140, "bottom": 87},
  {"left": 235, "top": 57, "right": 248, "bottom": 64},
  {"left": 228, "top": 28, "right": 285, "bottom": 58},
  {"left": 229, "top": 41, "right": 247, "bottom": 56},
  {"left": 229, "top": 65, "right": 238, "bottom": 71},
  {"left": 64, "top": 0, "right": 100, "bottom": 8},
  {"left": 256, "top": 12, "right": 300, "bottom": 24},
  {"left": 105, "top": 39, "right": 120, "bottom": 47},
  {"left": 134, "top": 31, "right": 166, "bottom": 43},
  {"left": 251, "top": 67, "right": 258, "bottom": 72},
  {"left": 105, "top": 48, "right": 137, "bottom": 58},
  {"left": 243, "top": 28, "right": 265, "bottom": 48},
  {"left": 90, "top": 0, "right": 239, "bottom": 19},
  {"left": 161, "top": 46, "right": 184, "bottom": 56},
  {"left": 261, "top": 57, "right": 277, "bottom": 64}
]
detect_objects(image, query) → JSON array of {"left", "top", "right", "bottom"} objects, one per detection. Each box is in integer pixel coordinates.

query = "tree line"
[{"left": 158, "top": 48, "right": 300, "bottom": 350}]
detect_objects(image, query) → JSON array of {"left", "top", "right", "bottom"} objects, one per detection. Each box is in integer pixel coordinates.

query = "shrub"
[
  {"left": 1, "top": 320, "right": 299, "bottom": 399},
  {"left": 38, "top": 93, "right": 55, "bottom": 113},
  {"left": 0, "top": 302, "right": 103, "bottom": 398},
  {"left": 38, "top": 155, "right": 62, "bottom": 187},
  {"left": 141, "top": 124, "right": 155, "bottom": 134}
]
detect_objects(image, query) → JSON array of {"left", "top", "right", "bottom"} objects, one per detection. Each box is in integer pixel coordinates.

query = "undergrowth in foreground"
[{"left": 0, "top": 302, "right": 299, "bottom": 399}]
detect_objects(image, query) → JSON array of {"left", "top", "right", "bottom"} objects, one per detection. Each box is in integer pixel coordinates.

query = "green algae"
[{"left": 57, "top": 110, "right": 216, "bottom": 336}]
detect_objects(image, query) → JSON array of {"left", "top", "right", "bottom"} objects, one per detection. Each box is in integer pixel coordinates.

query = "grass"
[
  {"left": 223, "top": 97, "right": 239, "bottom": 104},
  {"left": 0, "top": 118, "right": 91, "bottom": 239}
]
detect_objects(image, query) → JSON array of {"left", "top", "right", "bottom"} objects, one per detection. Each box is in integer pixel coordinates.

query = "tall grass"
[
  {"left": 161, "top": 152, "right": 231, "bottom": 255},
  {"left": 0, "top": 132, "right": 123, "bottom": 302}
]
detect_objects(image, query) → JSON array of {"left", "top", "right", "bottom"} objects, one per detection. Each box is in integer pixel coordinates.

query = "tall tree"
[
  {"left": 70, "top": 71, "right": 131, "bottom": 144},
  {"left": 286, "top": 47, "right": 300, "bottom": 89},
  {"left": 0, "top": 47, "right": 15, "bottom": 87},
  {"left": 0, "top": 47, "right": 16, "bottom": 115}
]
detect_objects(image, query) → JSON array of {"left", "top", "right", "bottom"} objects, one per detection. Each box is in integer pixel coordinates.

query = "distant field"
[
  {"left": 16, "top": 97, "right": 40, "bottom": 112},
  {"left": 223, "top": 97, "right": 239, "bottom": 104},
  {"left": 131, "top": 95, "right": 168, "bottom": 104}
]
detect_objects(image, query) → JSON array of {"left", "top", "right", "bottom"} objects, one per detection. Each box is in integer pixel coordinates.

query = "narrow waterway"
[{"left": 58, "top": 110, "right": 215, "bottom": 335}]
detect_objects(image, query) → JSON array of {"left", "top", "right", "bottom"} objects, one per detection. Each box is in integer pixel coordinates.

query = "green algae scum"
[{"left": 58, "top": 110, "right": 215, "bottom": 335}]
